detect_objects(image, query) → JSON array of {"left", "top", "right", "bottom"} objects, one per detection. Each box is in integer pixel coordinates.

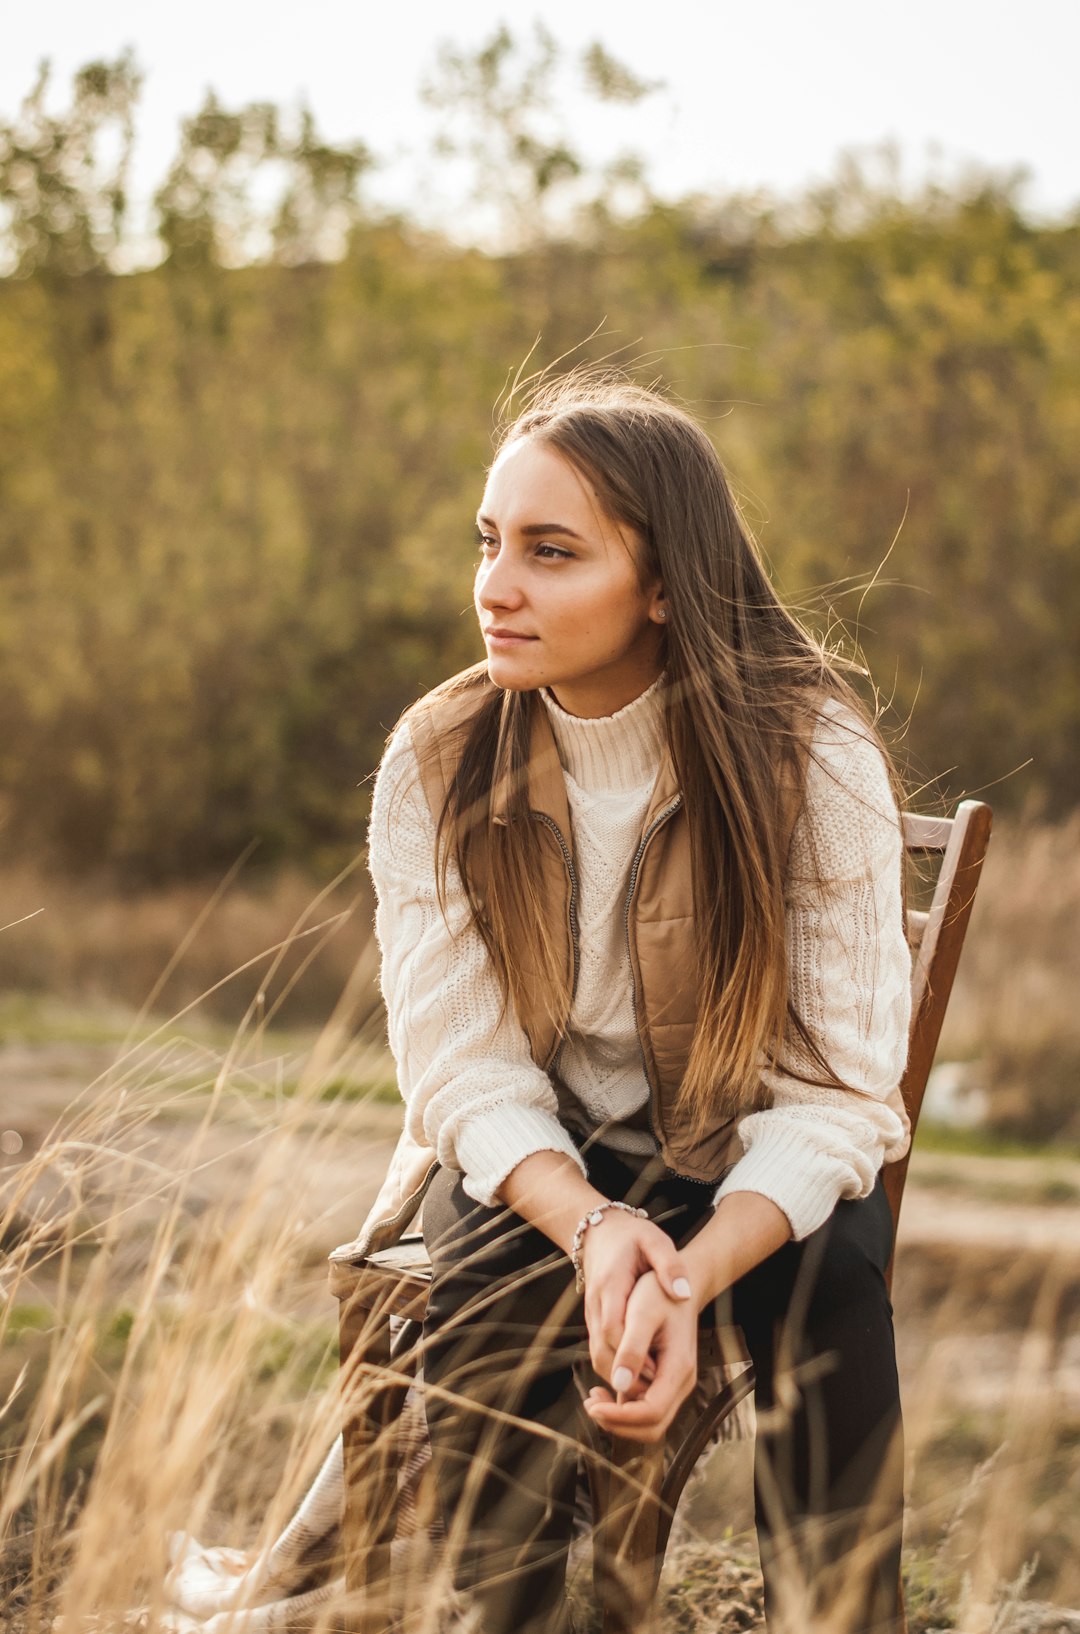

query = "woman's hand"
[
  {"left": 579, "top": 1211, "right": 692, "bottom": 1393},
  {"left": 495, "top": 1152, "right": 695, "bottom": 1395},
  {"left": 582, "top": 1193, "right": 794, "bottom": 1443},
  {"left": 497, "top": 1157, "right": 793, "bottom": 1447},
  {"left": 582, "top": 1267, "right": 699, "bottom": 1443}
]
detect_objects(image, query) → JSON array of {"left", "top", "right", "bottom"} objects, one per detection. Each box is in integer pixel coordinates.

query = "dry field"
[{"left": 2, "top": 817, "right": 1079, "bottom": 1633}]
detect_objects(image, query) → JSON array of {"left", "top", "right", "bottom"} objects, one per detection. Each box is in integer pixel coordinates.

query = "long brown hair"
[{"left": 434, "top": 372, "right": 900, "bottom": 1131}]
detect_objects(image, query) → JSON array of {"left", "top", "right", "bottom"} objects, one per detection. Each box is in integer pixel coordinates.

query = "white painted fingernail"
[
  {"left": 673, "top": 1278, "right": 692, "bottom": 1299},
  {"left": 613, "top": 1366, "right": 634, "bottom": 1392}
]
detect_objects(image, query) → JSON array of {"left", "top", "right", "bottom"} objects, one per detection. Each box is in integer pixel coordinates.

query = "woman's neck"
[{"left": 542, "top": 655, "right": 664, "bottom": 722}]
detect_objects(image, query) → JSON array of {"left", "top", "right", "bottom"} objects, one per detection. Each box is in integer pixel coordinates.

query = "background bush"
[{"left": 2, "top": 52, "right": 1078, "bottom": 880}]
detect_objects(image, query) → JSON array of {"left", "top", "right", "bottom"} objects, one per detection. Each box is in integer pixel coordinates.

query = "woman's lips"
[{"left": 485, "top": 630, "right": 538, "bottom": 645}]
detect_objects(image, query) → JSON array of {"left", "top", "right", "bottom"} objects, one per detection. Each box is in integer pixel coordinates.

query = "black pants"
[{"left": 421, "top": 1146, "right": 904, "bottom": 1634}]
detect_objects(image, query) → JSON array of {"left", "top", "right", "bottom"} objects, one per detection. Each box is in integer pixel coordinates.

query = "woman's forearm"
[
  {"left": 681, "top": 1190, "right": 792, "bottom": 1308},
  {"left": 496, "top": 1150, "right": 610, "bottom": 1255},
  {"left": 497, "top": 1156, "right": 792, "bottom": 1299}
]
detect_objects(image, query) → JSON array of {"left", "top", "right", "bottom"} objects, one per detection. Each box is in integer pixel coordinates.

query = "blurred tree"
[
  {"left": 154, "top": 93, "right": 277, "bottom": 268},
  {"left": 154, "top": 93, "right": 372, "bottom": 268},
  {"left": 0, "top": 53, "right": 141, "bottom": 277},
  {"left": 580, "top": 41, "right": 661, "bottom": 105},
  {"left": 421, "top": 24, "right": 661, "bottom": 246},
  {"left": 271, "top": 107, "right": 373, "bottom": 266},
  {"left": 0, "top": 59, "right": 1077, "bottom": 880},
  {"left": 739, "top": 167, "right": 1080, "bottom": 811}
]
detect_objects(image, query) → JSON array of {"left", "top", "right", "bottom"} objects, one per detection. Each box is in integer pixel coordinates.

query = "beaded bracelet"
[{"left": 570, "top": 1200, "right": 649, "bottom": 1292}]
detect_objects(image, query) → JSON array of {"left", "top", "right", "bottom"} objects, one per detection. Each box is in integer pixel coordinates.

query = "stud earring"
[{"left": 657, "top": 607, "right": 667, "bottom": 620}]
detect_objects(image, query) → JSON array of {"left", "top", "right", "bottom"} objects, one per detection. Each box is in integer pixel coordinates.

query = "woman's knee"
[
  {"left": 809, "top": 1180, "right": 895, "bottom": 1310},
  {"left": 734, "top": 1178, "right": 895, "bottom": 1357},
  {"left": 421, "top": 1165, "right": 581, "bottom": 1373}
]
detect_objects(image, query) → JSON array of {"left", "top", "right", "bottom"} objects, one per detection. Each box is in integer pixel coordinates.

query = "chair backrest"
[{"left": 882, "top": 799, "right": 994, "bottom": 1247}]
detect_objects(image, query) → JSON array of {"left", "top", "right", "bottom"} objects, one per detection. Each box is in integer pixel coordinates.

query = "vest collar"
[{"left": 490, "top": 689, "right": 681, "bottom": 831}]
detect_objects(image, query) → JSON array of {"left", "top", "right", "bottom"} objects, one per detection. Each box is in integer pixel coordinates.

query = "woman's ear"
[{"left": 649, "top": 588, "right": 668, "bottom": 625}]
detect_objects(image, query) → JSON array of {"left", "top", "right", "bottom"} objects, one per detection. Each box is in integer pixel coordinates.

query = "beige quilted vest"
[{"left": 331, "top": 664, "right": 803, "bottom": 1265}]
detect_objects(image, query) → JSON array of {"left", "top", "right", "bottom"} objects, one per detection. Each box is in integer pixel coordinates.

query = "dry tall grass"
[
  {"left": 0, "top": 860, "right": 375, "bottom": 1033},
  {"left": 1, "top": 906, "right": 391, "bottom": 1632},
  {"left": 2, "top": 821, "right": 1079, "bottom": 1632},
  {"left": 935, "top": 813, "right": 1080, "bottom": 1142},
  {"left": 3, "top": 814, "right": 1078, "bottom": 1109},
  {"left": 4, "top": 815, "right": 1079, "bottom": 1128}
]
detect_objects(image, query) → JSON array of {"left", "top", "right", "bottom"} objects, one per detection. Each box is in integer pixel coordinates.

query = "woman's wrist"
[
  {"left": 570, "top": 1200, "right": 648, "bottom": 1290},
  {"left": 496, "top": 1149, "right": 609, "bottom": 1255},
  {"left": 682, "top": 1191, "right": 792, "bottom": 1309}
]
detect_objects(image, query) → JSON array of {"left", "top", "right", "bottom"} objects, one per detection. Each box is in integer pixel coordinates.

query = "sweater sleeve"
[
  {"left": 366, "top": 720, "right": 587, "bottom": 1207},
  {"left": 713, "top": 701, "right": 913, "bottom": 1241}
]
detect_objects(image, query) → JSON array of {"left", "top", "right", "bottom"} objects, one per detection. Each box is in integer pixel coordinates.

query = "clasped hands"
[
  {"left": 578, "top": 1210, "right": 700, "bottom": 1445},
  {"left": 497, "top": 1150, "right": 790, "bottom": 1446}
]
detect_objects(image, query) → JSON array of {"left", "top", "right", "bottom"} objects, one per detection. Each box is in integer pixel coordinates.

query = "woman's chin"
[{"left": 485, "top": 653, "right": 542, "bottom": 691}]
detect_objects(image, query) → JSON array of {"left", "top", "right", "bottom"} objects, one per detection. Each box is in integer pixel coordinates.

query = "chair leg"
[
  {"left": 658, "top": 1366, "right": 756, "bottom": 1560},
  {"left": 591, "top": 1436, "right": 667, "bottom": 1634},
  {"left": 338, "top": 1296, "right": 414, "bottom": 1634}
]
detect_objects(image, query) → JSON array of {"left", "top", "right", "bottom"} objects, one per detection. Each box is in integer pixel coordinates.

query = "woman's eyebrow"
[{"left": 476, "top": 513, "right": 586, "bottom": 542}]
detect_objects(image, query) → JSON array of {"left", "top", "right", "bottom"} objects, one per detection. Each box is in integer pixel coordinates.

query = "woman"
[{"left": 364, "top": 373, "right": 912, "bottom": 1634}]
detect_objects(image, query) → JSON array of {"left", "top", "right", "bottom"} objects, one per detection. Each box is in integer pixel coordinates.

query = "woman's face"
[{"left": 474, "top": 437, "right": 666, "bottom": 719}]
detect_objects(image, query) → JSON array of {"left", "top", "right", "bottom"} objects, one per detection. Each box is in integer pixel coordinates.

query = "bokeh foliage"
[{"left": 1, "top": 50, "right": 1078, "bottom": 880}]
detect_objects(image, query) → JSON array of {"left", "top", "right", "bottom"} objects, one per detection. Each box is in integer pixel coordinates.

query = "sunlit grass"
[
  {"left": 2, "top": 825, "right": 1079, "bottom": 1632},
  {"left": 915, "top": 1123, "right": 1080, "bottom": 1163}
]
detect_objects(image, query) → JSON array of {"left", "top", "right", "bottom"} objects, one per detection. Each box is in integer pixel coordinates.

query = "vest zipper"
[
  {"left": 538, "top": 797, "right": 717, "bottom": 1186},
  {"left": 623, "top": 796, "right": 720, "bottom": 1186},
  {"left": 328, "top": 1155, "right": 439, "bottom": 1262},
  {"left": 531, "top": 811, "right": 580, "bottom": 1073},
  {"left": 623, "top": 796, "right": 682, "bottom": 1142}
]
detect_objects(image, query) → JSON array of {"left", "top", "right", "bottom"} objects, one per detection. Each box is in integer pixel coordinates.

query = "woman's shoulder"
[
  {"left": 369, "top": 717, "right": 428, "bottom": 857},
  {"left": 370, "top": 662, "right": 497, "bottom": 871},
  {"left": 401, "top": 660, "right": 495, "bottom": 737},
  {"left": 383, "top": 661, "right": 493, "bottom": 796},
  {"left": 806, "top": 694, "right": 886, "bottom": 771}
]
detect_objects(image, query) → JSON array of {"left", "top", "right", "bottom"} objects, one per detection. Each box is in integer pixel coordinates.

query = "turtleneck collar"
[{"left": 538, "top": 671, "right": 667, "bottom": 793}]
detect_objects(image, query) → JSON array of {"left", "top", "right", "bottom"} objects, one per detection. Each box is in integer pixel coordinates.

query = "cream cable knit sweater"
[{"left": 368, "top": 675, "right": 912, "bottom": 1242}]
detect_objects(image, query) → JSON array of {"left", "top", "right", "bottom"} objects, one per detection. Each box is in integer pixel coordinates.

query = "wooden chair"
[{"left": 329, "top": 799, "right": 993, "bottom": 1634}]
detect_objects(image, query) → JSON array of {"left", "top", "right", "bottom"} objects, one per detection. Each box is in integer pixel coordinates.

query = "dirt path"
[
  {"left": 901, "top": 1171, "right": 1080, "bottom": 1252},
  {"left": 8, "top": 1040, "right": 1080, "bottom": 1236},
  {"left": 1, "top": 1039, "right": 403, "bottom": 1318}
]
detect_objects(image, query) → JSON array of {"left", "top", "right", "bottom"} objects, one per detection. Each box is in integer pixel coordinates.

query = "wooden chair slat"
[
  {"left": 883, "top": 800, "right": 993, "bottom": 1246},
  {"left": 906, "top": 908, "right": 929, "bottom": 952},
  {"left": 901, "top": 812, "right": 954, "bottom": 849}
]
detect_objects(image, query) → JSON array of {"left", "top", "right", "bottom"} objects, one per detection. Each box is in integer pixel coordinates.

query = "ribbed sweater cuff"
[
  {"left": 713, "top": 1124, "right": 860, "bottom": 1242},
  {"left": 455, "top": 1105, "right": 587, "bottom": 1209}
]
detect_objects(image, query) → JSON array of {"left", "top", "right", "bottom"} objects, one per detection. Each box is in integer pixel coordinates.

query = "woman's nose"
[{"left": 476, "top": 552, "right": 525, "bottom": 610}]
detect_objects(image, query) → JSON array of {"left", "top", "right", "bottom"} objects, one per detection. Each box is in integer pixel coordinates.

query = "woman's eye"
[
  {"left": 476, "top": 535, "right": 498, "bottom": 554},
  {"left": 535, "top": 544, "right": 573, "bottom": 560}
]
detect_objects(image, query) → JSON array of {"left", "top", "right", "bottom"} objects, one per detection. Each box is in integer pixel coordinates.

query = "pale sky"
[{"left": 3, "top": 0, "right": 1078, "bottom": 236}]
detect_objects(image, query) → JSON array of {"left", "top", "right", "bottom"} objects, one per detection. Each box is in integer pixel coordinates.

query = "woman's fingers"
[
  {"left": 608, "top": 1277, "right": 671, "bottom": 1396},
  {"left": 585, "top": 1339, "right": 696, "bottom": 1442},
  {"left": 580, "top": 1215, "right": 691, "bottom": 1306},
  {"left": 581, "top": 1219, "right": 695, "bottom": 1387},
  {"left": 584, "top": 1365, "right": 655, "bottom": 1413},
  {"left": 642, "top": 1236, "right": 693, "bottom": 1303},
  {"left": 585, "top": 1392, "right": 683, "bottom": 1443},
  {"left": 586, "top": 1270, "right": 635, "bottom": 1383},
  {"left": 585, "top": 1273, "right": 697, "bottom": 1431}
]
